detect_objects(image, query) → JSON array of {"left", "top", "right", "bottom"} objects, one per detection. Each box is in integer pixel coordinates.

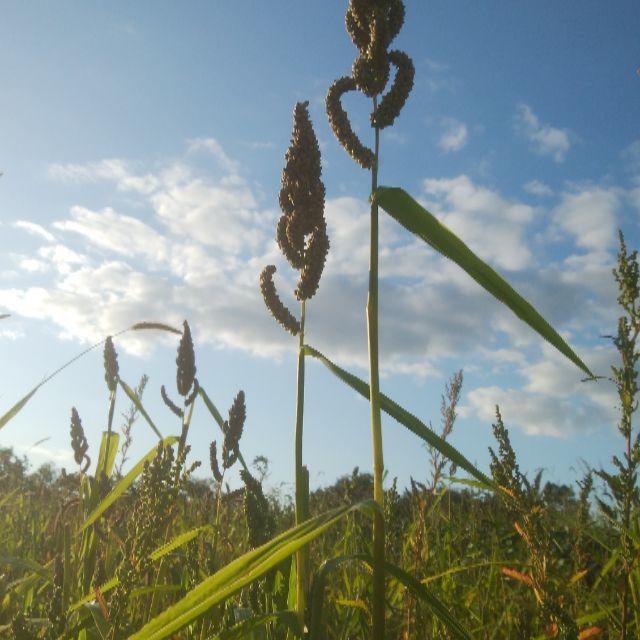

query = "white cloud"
[
  {"left": 13, "top": 221, "right": 55, "bottom": 242},
  {"left": 516, "top": 104, "right": 571, "bottom": 162},
  {"left": 422, "top": 175, "right": 534, "bottom": 270},
  {"left": 523, "top": 180, "right": 553, "bottom": 197},
  {"left": 438, "top": 118, "right": 468, "bottom": 152},
  {"left": 552, "top": 185, "right": 620, "bottom": 250},
  {"left": 48, "top": 159, "right": 159, "bottom": 194},
  {"left": 187, "top": 138, "right": 240, "bottom": 174}
]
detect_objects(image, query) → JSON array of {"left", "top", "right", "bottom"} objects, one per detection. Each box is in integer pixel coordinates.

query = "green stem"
[
  {"left": 211, "top": 469, "right": 226, "bottom": 565},
  {"left": 368, "top": 98, "right": 385, "bottom": 640},
  {"left": 295, "top": 299, "right": 308, "bottom": 627}
]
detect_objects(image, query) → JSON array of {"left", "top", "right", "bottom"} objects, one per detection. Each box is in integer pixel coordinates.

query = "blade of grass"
[
  {"left": 118, "top": 379, "right": 162, "bottom": 440},
  {"left": 96, "top": 432, "right": 120, "bottom": 480},
  {"left": 129, "top": 500, "right": 378, "bottom": 640},
  {"left": 79, "top": 437, "right": 177, "bottom": 532},
  {"left": 303, "top": 344, "right": 494, "bottom": 488},
  {"left": 374, "top": 186, "right": 593, "bottom": 377},
  {"left": 210, "top": 610, "right": 301, "bottom": 640}
]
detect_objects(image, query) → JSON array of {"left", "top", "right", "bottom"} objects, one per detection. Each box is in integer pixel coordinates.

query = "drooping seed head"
[
  {"left": 70, "top": 407, "right": 90, "bottom": 471},
  {"left": 260, "top": 265, "right": 301, "bottom": 336},
  {"left": 176, "top": 320, "right": 196, "bottom": 397},
  {"left": 209, "top": 441, "right": 223, "bottom": 482},
  {"left": 103, "top": 336, "right": 119, "bottom": 393},
  {"left": 371, "top": 49, "right": 415, "bottom": 129}
]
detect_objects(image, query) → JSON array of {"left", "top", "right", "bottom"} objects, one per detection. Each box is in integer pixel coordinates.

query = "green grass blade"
[
  {"left": 129, "top": 500, "right": 378, "bottom": 640},
  {"left": 0, "top": 384, "right": 41, "bottom": 432},
  {"left": 79, "top": 437, "right": 177, "bottom": 533},
  {"left": 118, "top": 378, "right": 163, "bottom": 440},
  {"left": 96, "top": 432, "right": 120, "bottom": 479},
  {"left": 374, "top": 186, "right": 593, "bottom": 377},
  {"left": 70, "top": 523, "right": 208, "bottom": 611},
  {"left": 210, "top": 610, "right": 301, "bottom": 640},
  {"left": 303, "top": 345, "right": 494, "bottom": 488},
  {"left": 382, "top": 560, "right": 473, "bottom": 640}
]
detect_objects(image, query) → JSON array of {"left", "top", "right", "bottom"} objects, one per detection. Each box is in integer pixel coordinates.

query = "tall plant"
[
  {"left": 326, "top": 2, "right": 414, "bottom": 636},
  {"left": 260, "top": 100, "right": 329, "bottom": 626}
]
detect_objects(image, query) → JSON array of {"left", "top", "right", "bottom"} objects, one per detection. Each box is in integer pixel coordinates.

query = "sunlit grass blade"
[
  {"left": 303, "top": 345, "right": 494, "bottom": 488},
  {"left": 118, "top": 378, "right": 163, "bottom": 440},
  {"left": 382, "top": 560, "right": 472, "bottom": 640},
  {"left": 374, "top": 186, "right": 593, "bottom": 377},
  {"left": 129, "top": 500, "right": 378, "bottom": 640},
  {"left": 210, "top": 610, "right": 301, "bottom": 639},
  {"left": 0, "top": 384, "right": 41, "bottom": 432},
  {"left": 96, "top": 431, "right": 120, "bottom": 479},
  {"left": 70, "top": 524, "right": 210, "bottom": 611},
  {"left": 79, "top": 437, "right": 177, "bottom": 532}
]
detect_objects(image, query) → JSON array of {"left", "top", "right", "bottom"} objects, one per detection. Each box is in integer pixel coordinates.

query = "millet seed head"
[
  {"left": 259, "top": 265, "right": 301, "bottom": 336},
  {"left": 371, "top": 49, "right": 414, "bottom": 129},
  {"left": 70, "top": 407, "right": 90, "bottom": 472},
  {"left": 176, "top": 320, "right": 196, "bottom": 397},
  {"left": 103, "top": 336, "right": 119, "bottom": 393},
  {"left": 209, "top": 440, "right": 223, "bottom": 482}
]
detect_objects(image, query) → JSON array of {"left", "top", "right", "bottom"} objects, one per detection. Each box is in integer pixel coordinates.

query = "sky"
[{"left": 1, "top": 1, "right": 639, "bottom": 498}]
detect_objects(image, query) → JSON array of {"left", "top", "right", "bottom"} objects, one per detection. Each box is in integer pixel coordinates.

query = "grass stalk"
[
  {"left": 367, "top": 96, "right": 385, "bottom": 640},
  {"left": 295, "top": 299, "right": 309, "bottom": 626}
]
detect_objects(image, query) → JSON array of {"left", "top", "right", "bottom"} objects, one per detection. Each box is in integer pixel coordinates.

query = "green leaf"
[
  {"left": 210, "top": 610, "right": 301, "bottom": 640},
  {"left": 303, "top": 345, "right": 494, "bottom": 488},
  {"left": 118, "top": 378, "right": 163, "bottom": 440},
  {"left": 374, "top": 187, "right": 592, "bottom": 377},
  {"left": 70, "top": 523, "right": 209, "bottom": 611},
  {"left": 0, "top": 384, "right": 41, "bottom": 432},
  {"left": 129, "top": 500, "right": 378, "bottom": 640},
  {"left": 79, "top": 437, "right": 177, "bottom": 532},
  {"left": 382, "top": 561, "right": 472, "bottom": 640},
  {"left": 96, "top": 432, "right": 120, "bottom": 479}
]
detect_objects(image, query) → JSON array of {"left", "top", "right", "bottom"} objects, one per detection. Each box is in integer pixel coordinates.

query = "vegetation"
[{"left": 1, "top": 2, "right": 638, "bottom": 638}]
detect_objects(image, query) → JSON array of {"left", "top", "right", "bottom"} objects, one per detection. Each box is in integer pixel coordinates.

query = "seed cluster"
[
  {"left": 69, "top": 407, "right": 90, "bottom": 473},
  {"left": 103, "top": 336, "right": 119, "bottom": 393},
  {"left": 209, "top": 390, "right": 247, "bottom": 482},
  {"left": 326, "top": 0, "right": 414, "bottom": 168},
  {"left": 261, "top": 102, "right": 329, "bottom": 333},
  {"left": 241, "top": 468, "right": 275, "bottom": 549},
  {"left": 176, "top": 320, "right": 196, "bottom": 397}
]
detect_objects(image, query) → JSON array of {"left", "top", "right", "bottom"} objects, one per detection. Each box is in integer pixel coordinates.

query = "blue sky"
[{"left": 1, "top": 1, "right": 639, "bottom": 496}]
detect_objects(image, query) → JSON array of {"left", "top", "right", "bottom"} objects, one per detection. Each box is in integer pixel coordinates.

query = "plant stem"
[
  {"left": 295, "top": 299, "right": 309, "bottom": 627},
  {"left": 367, "top": 97, "right": 385, "bottom": 640}
]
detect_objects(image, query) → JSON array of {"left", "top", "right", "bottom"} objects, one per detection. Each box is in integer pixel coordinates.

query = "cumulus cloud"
[
  {"left": 516, "top": 104, "right": 571, "bottom": 162},
  {"left": 552, "top": 185, "right": 620, "bottom": 251},
  {"left": 422, "top": 175, "right": 534, "bottom": 270},
  {"left": 523, "top": 180, "right": 553, "bottom": 197},
  {"left": 13, "top": 221, "right": 56, "bottom": 242},
  {"left": 438, "top": 118, "right": 468, "bottom": 152}
]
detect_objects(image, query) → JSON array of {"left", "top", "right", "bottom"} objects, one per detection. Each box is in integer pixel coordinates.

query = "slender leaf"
[
  {"left": 79, "top": 437, "right": 177, "bottom": 532},
  {"left": 118, "top": 378, "right": 162, "bottom": 440},
  {"left": 303, "top": 345, "right": 494, "bottom": 488},
  {"left": 374, "top": 187, "right": 592, "bottom": 377},
  {"left": 129, "top": 500, "right": 378, "bottom": 640},
  {"left": 382, "top": 560, "right": 472, "bottom": 640},
  {"left": 209, "top": 611, "right": 301, "bottom": 640},
  {"left": 0, "top": 384, "right": 41, "bottom": 432},
  {"left": 96, "top": 432, "right": 120, "bottom": 479},
  {"left": 70, "top": 523, "right": 209, "bottom": 611}
]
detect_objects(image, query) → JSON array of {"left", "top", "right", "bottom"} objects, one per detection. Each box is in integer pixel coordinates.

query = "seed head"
[
  {"left": 371, "top": 49, "right": 414, "bottom": 129},
  {"left": 176, "top": 320, "right": 196, "bottom": 397},
  {"left": 222, "top": 390, "right": 246, "bottom": 469},
  {"left": 70, "top": 407, "right": 90, "bottom": 472},
  {"left": 103, "top": 336, "right": 119, "bottom": 393},
  {"left": 326, "top": 77, "right": 374, "bottom": 169},
  {"left": 209, "top": 441, "right": 223, "bottom": 482},
  {"left": 241, "top": 469, "right": 275, "bottom": 548},
  {"left": 260, "top": 265, "right": 300, "bottom": 336}
]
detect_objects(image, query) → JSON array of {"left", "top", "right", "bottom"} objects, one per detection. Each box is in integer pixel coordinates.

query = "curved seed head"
[
  {"left": 260, "top": 265, "right": 301, "bottom": 336},
  {"left": 326, "top": 77, "right": 374, "bottom": 169},
  {"left": 371, "top": 49, "right": 415, "bottom": 129}
]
